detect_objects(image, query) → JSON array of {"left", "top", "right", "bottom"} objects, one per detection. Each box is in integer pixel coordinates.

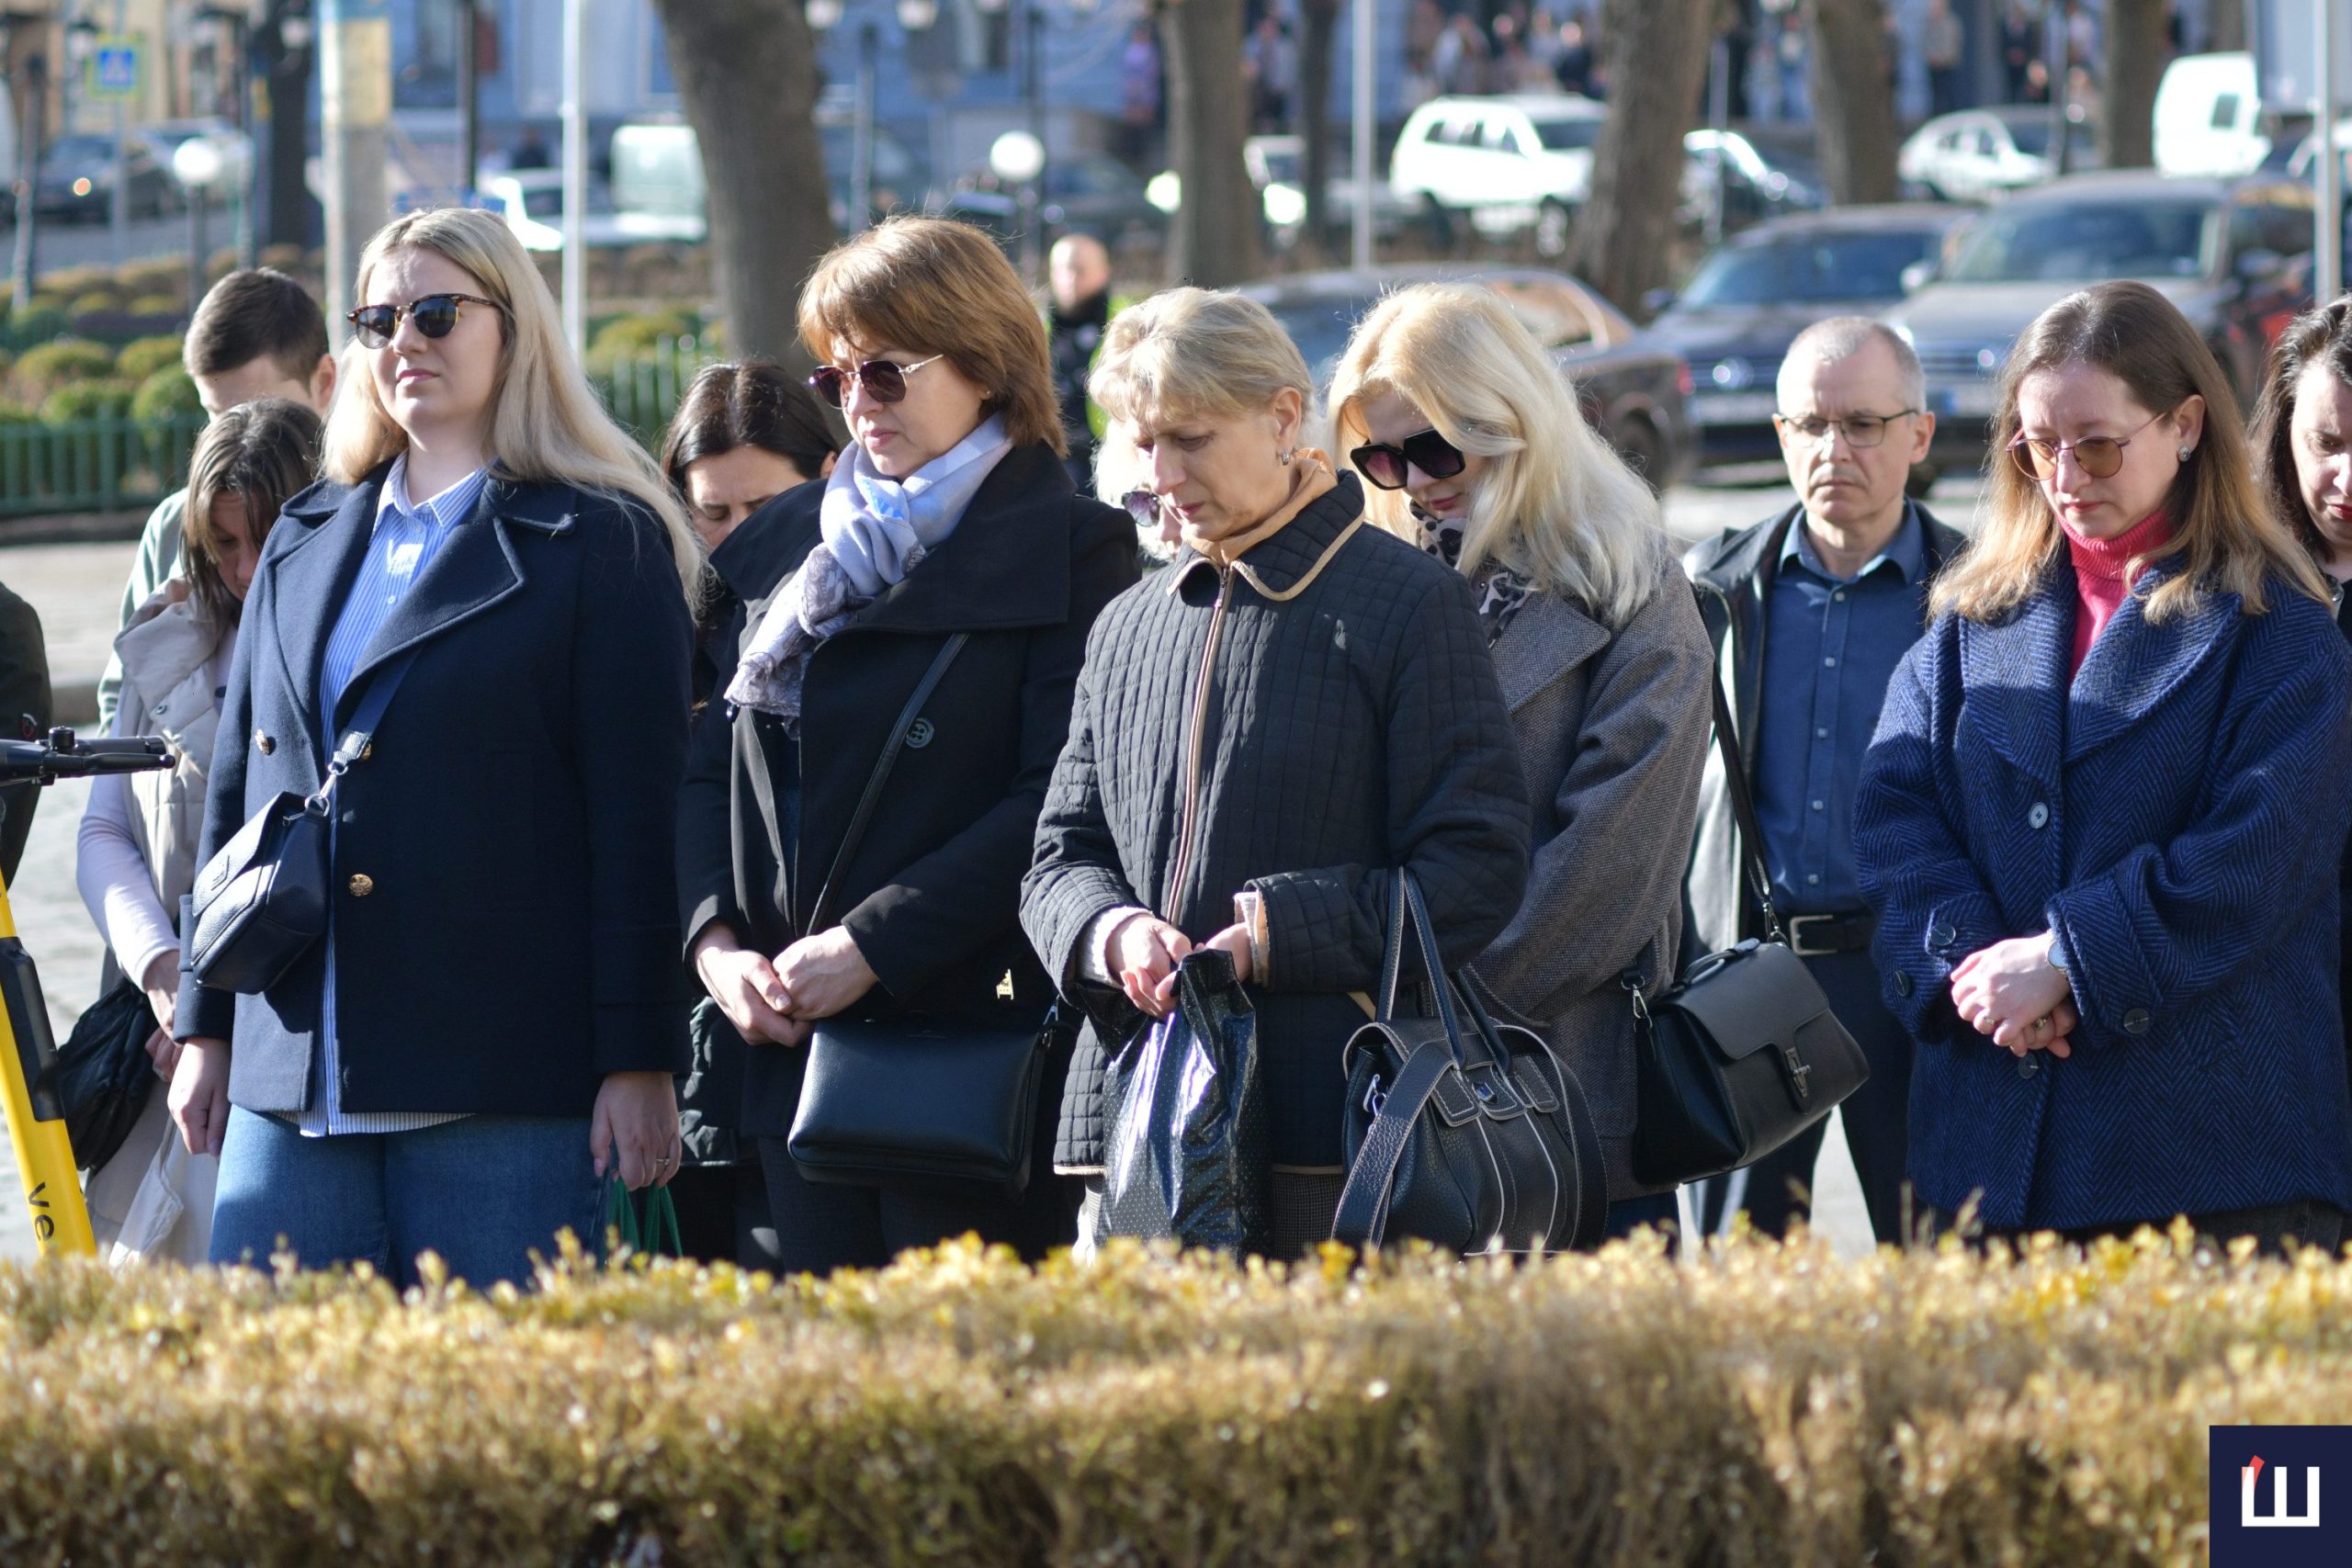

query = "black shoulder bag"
[
  {"left": 786, "top": 634, "right": 1063, "bottom": 1201},
  {"left": 1332, "top": 870, "right": 1610, "bottom": 1255},
  {"left": 185, "top": 651, "right": 418, "bottom": 996},
  {"left": 1624, "top": 663, "right": 1871, "bottom": 1189}
]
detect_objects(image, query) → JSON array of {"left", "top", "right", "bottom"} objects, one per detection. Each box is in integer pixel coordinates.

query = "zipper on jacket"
[{"left": 1165, "top": 564, "right": 1234, "bottom": 915}]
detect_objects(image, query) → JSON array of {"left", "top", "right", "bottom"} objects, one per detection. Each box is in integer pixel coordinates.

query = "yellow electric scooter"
[{"left": 0, "top": 726, "right": 171, "bottom": 1258}]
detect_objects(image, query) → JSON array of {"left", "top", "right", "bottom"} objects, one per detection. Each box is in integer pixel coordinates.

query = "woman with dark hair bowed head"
[
  {"left": 2248, "top": 297, "right": 2352, "bottom": 1075},
  {"left": 675, "top": 218, "right": 1138, "bottom": 1275},
  {"left": 1327, "top": 283, "right": 1713, "bottom": 1233},
  {"left": 1021, "top": 288, "right": 1531, "bottom": 1256},
  {"left": 77, "top": 399, "right": 322, "bottom": 1266},
  {"left": 657, "top": 361, "right": 842, "bottom": 1267},
  {"left": 1855, "top": 279, "right": 2352, "bottom": 1255},
  {"left": 171, "top": 209, "right": 703, "bottom": 1289}
]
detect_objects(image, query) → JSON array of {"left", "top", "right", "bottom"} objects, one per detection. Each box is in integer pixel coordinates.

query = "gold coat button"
[
  {"left": 347, "top": 874, "right": 375, "bottom": 897},
  {"left": 254, "top": 730, "right": 275, "bottom": 755}
]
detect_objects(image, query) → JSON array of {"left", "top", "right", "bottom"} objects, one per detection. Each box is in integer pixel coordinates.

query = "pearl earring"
[
  {"left": 1279, "top": 448, "right": 1295, "bottom": 466},
  {"left": 2177, "top": 445, "right": 2193, "bottom": 461}
]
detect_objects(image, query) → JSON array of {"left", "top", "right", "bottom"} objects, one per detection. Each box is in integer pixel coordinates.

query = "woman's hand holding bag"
[{"left": 592, "top": 1070, "right": 682, "bottom": 1190}]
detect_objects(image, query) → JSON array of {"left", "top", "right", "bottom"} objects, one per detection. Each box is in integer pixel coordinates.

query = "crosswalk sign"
[{"left": 87, "top": 39, "right": 139, "bottom": 102}]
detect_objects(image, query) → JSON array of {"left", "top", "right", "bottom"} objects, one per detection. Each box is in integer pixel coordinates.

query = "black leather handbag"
[
  {"left": 1626, "top": 665, "right": 1871, "bottom": 1188},
  {"left": 185, "top": 650, "right": 416, "bottom": 995},
  {"left": 40, "top": 976, "right": 157, "bottom": 1173},
  {"left": 786, "top": 634, "right": 1060, "bottom": 1201},
  {"left": 1333, "top": 871, "right": 1609, "bottom": 1255}
]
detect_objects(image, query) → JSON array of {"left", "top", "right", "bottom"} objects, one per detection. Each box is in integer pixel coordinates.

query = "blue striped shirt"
[{"left": 299, "top": 456, "right": 492, "bottom": 1136}]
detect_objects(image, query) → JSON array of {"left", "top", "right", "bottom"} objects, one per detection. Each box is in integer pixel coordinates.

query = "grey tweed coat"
[
  {"left": 1022, "top": 473, "right": 1532, "bottom": 1171},
  {"left": 1461, "top": 537, "right": 1715, "bottom": 1201}
]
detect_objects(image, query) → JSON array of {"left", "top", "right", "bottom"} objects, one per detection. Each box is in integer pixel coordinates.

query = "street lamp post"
[
  {"left": 973, "top": 0, "right": 1096, "bottom": 286},
  {"left": 807, "top": 0, "right": 936, "bottom": 234},
  {"left": 193, "top": 4, "right": 256, "bottom": 266},
  {"left": 172, "top": 132, "right": 224, "bottom": 320}
]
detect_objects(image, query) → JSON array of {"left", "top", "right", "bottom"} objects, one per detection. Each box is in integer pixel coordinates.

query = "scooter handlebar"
[{"left": 0, "top": 728, "right": 173, "bottom": 784}]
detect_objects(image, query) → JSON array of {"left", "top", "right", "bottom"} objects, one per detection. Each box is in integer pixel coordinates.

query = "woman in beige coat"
[
  {"left": 1330, "top": 283, "right": 1714, "bottom": 1233},
  {"left": 74, "top": 400, "right": 322, "bottom": 1264}
]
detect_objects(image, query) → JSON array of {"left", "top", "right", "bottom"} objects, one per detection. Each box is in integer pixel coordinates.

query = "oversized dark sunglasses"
[
  {"left": 2008, "top": 409, "right": 2167, "bottom": 481},
  {"left": 807, "top": 354, "right": 944, "bottom": 409},
  {"left": 1348, "top": 428, "right": 1466, "bottom": 491},
  {"left": 345, "top": 293, "right": 502, "bottom": 349}
]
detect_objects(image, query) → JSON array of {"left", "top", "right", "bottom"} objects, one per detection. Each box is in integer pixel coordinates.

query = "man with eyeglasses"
[{"left": 1681, "top": 316, "right": 1962, "bottom": 1247}]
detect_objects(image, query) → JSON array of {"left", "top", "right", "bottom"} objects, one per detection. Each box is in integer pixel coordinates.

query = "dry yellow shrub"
[{"left": 0, "top": 1224, "right": 2342, "bottom": 1565}]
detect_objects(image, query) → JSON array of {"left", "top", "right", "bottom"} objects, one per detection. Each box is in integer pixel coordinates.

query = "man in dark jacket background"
[
  {"left": 1047, "top": 233, "right": 1112, "bottom": 492},
  {"left": 1683, "top": 317, "right": 1963, "bottom": 1246}
]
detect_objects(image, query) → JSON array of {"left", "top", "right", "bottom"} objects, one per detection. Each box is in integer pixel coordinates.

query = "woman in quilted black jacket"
[{"left": 1020, "top": 288, "right": 1532, "bottom": 1255}]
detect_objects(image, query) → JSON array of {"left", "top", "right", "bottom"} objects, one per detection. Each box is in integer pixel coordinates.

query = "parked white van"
[
  {"left": 1388, "top": 95, "right": 1608, "bottom": 256},
  {"left": 2154, "top": 52, "right": 2270, "bottom": 178}
]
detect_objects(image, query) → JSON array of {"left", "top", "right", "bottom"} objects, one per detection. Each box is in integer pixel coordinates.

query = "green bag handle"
[{"left": 602, "top": 1174, "right": 684, "bottom": 1258}]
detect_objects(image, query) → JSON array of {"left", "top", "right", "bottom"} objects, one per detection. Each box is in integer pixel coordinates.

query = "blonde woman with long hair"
[
  {"left": 1854, "top": 279, "right": 2352, "bottom": 1253},
  {"left": 1329, "top": 282, "right": 1713, "bottom": 1232},
  {"left": 171, "top": 207, "right": 698, "bottom": 1288}
]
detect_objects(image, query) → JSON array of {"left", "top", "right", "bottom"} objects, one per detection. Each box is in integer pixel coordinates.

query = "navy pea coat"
[
  {"left": 175, "top": 467, "right": 695, "bottom": 1120},
  {"left": 1854, "top": 560, "right": 2352, "bottom": 1233}
]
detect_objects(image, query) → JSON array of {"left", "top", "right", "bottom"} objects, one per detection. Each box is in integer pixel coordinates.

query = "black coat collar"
[
  {"left": 1169, "top": 471, "right": 1369, "bottom": 600},
  {"left": 739, "top": 442, "right": 1083, "bottom": 637}
]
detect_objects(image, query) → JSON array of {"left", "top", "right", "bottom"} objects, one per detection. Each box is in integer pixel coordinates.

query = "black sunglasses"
[
  {"left": 345, "top": 292, "right": 502, "bottom": 350},
  {"left": 807, "top": 354, "right": 944, "bottom": 409},
  {"left": 1348, "top": 428, "right": 1466, "bottom": 491}
]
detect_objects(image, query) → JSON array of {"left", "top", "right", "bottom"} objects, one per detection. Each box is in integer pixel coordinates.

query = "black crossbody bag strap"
[{"left": 807, "top": 632, "right": 969, "bottom": 931}]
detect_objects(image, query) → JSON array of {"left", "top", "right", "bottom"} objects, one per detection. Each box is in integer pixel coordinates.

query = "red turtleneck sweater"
[{"left": 2063, "top": 510, "right": 2172, "bottom": 677}]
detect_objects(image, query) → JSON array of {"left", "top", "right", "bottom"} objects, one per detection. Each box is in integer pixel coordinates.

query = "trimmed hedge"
[{"left": 0, "top": 1227, "right": 2347, "bottom": 1565}]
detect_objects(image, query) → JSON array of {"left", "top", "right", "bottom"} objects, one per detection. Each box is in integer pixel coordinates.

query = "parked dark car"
[
  {"left": 35, "top": 133, "right": 177, "bottom": 222},
  {"left": 1241, "top": 264, "right": 1695, "bottom": 491},
  {"left": 1649, "top": 204, "right": 1973, "bottom": 468},
  {"left": 1882, "top": 170, "right": 2315, "bottom": 469}
]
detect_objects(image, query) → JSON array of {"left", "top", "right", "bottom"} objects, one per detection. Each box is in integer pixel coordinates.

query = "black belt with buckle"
[{"left": 1785, "top": 910, "right": 1876, "bottom": 958}]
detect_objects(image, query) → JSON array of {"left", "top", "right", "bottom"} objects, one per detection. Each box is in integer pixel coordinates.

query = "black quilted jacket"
[{"left": 1022, "top": 472, "right": 1532, "bottom": 1170}]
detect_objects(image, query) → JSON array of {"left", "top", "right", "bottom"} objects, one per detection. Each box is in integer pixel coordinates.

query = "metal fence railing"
[
  {"left": 594, "top": 335, "right": 718, "bottom": 447},
  {"left": 0, "top": 413, "right": 210, "bottom": 521}
]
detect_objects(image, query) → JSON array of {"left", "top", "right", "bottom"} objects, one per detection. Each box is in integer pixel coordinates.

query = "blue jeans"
[{"left": 209, "top": 1107, "right": 600, "bottom": 1289}]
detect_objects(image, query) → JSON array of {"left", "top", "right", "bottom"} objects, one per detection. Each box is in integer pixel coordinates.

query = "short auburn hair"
[{"left": 797, "top": 217, "right": 1065, "bottom": 455}]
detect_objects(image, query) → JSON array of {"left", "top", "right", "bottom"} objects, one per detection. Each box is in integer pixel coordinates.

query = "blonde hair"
[
  {"left": 1089, "top": 287, "right": 1314, "bottom": 432},
  {"left": 322, "top": 207, "right": 699, "bottom": 592},
  {"left": 798, "top": 217, "right": 1065, "bottom": 453},
  {"left": 1933, "top": 280, "right": 2327, "bottom": 624},
  {"left": 1329, "top": 283, "right": 1665, "bottom": 628}
]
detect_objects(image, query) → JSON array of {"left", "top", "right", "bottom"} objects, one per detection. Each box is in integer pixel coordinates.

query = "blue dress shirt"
[
  {"left": 299, "top": 456, "right": 491, "bottom": 1136},
  {"left": 1751, "top": 502, "right": 1929, "bottom": 916}
]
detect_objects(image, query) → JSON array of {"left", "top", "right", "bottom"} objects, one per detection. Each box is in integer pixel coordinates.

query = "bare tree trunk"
[
  {"left": 650, "top": 0, "right": 835, "bottom": 371},
  {"left": 1805, "top": 0, "right": 1901, "bottom": 204},
  {"left": 1297, "top": 0, "right": 1340, "bottom": 262},
  {"left": 2209, "top": 0, "right": 2244, "bottom": 53},
  {"left": 1165, "top": 0, "right": 1263, "bottom": 287},
  {"left": 2100, "top": 0, "right": 2165, "bottom": 169},
  {"left": 1569, "top": 0, "right": 1709, "bottom": 312}
]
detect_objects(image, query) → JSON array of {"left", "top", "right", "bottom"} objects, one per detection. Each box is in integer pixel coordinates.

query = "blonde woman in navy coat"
[{"left": 170, "top": 208, "right": 699, "bottom": 1287}]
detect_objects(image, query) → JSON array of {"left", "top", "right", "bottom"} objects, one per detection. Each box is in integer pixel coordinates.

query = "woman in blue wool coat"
[{"left": 1855, "top": 281, "right": 2352, "bottom": 1252}]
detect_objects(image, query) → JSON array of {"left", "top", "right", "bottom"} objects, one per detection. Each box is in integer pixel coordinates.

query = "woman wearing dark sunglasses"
[
  {"left": 1329, "top": 282, "right": 1713, "bottom": 1233},
  {"left": 1022, "top": 287, "right": 1530, "bottom": 1255},
  {"left": 1855, "top": 279, "right": 2352, "bottom": 1256},
  {"left": 675, "top": 217, "right": 1137, "bottom": 1275},
  {"left": 170, "top": 207, "right": 702, "bottom": 1289}
]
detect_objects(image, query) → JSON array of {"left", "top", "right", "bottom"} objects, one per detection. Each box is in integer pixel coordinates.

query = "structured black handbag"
[
  {"left": 786, "top": 634, "right": 1060, "bottom": 1201},
  {"left": 1333, "top": 871, "right": 1609, "bottom": 1255},
  {"left": 39, "top": 976, "right": 157, "bottom": 1173},
  {"left": 1091, "top": 948, "right": 1270, "bottom": 1253},
  {"left": 1626, "top": 663, "right": 1871, "bottom": 1188},
  {"left": 186, "top": 651, "right": 416, "bottom": 995}
]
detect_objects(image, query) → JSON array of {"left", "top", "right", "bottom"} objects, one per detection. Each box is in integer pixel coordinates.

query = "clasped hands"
[
  {"left": 694, "top": 924, "right": 879, "bottom": 1046},
  {"left": 1949, "top": 932, "right": 2079, "bottom": 1057},
  {"left": 1106, "top": 912, "right": 1253, "bottom": 1019}
]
